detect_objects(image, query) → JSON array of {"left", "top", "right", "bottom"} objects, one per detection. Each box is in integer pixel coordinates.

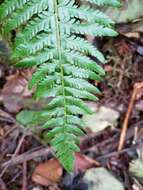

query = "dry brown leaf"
[
  {"left": 1, "top": 70, "right": 32, "bottom": 113},
  {"left": 32, "top": 159, "right": 63, "bottom": 187},
  {"left": 74, "top": 153, "right": 99, "bottom": 172},
  {"left": 115, "top": 40, "right": 131, "bottom": 55},
  {"left": 104, "top": 65, "right": 113, "bottom": 72},
  {"left": 123, "top": 32, "right": 140, "bottom": 39}
]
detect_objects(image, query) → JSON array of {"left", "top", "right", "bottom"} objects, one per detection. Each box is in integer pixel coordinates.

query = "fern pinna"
[{"left": 0, "top": 0, "right": 120, "bottom": 171}]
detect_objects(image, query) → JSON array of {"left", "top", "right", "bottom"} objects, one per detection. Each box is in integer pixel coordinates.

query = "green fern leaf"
[
  {"left": 86, "top": 0, "right": 121, "bottom": 7},
  {"left": 0, "top": 0, "right": 120, "bottom": 172},
  {"left": 0, "top": 0, "right": 29, "bottom": 19}
]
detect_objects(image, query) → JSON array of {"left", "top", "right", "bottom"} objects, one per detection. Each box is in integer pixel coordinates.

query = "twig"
[
  {"left": 4, "top": 125, "right": 18, "bottom": 138},
  {"left": 118, "top": 82, "right": 143, "bottom": 151},
  {"left": 83, "top": 133, "right": 119, "bottom": 153},
  {"left": 0, "top": 166, "right": 9, "bottom": 178},
  {"left": 13, "top": 134, "right": 26, "bottom": 157},
  {"left": 22, "top": 161, "right": 27, "bottom": 190},
  {"left": 133, "top": 126, "right": 138, "bottom": 145},
  {"left": 0, "top": 132, "right": 26, "bottom": 178},
  {"left": 0, "top": 109, "right": 16, "bottom": 124},
  {"left": 2, "top": 148, "right": 52, "bottom": 168},
  {"left": 97, "top": 142, "right": 143, "bottom": 161},
  {"left": 0, "top": 177, "right": 7, "bottom": 190}
]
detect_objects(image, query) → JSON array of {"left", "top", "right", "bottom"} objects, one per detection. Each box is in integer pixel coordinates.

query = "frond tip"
[{"left": 0, "top": 0, "right": 120, "bottom": 172}]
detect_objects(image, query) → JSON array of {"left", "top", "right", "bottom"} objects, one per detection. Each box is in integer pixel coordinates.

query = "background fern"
[{"left": 0, "top": 0, "right": 120, "bottom": 171}]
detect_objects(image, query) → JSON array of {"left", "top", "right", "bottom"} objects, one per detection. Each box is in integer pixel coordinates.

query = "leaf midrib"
[{"left": 53, "top": 0, "right": 67, "bottom": 132}]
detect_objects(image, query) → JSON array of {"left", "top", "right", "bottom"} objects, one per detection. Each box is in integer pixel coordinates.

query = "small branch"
[
  {"left": 22, "top": 161, "right": 27, "bottom": 190},
  {"left": 0, "top": 166, "right": 9, "bottom": 178},
  {"left": 13, "top": 134, "right": 26, "bottom": 157},
  {"left": 97, "top": 142, "right": 143, "bottom": 161},
  {"left": 2, "top": 148, "right": 52, "bottom": 168},
  {"left": 118, "top": 82, "right": 143, "bottom": 151}
]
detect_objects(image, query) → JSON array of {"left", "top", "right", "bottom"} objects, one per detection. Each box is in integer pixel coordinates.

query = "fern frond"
[
  {"left": 63, "top": 36, "right": 105, "bottom": 61},
  {"left": 34, "top": 75, "right": 61, "bottom": 98},
  {"left": 60, "top": 4, "right": 114, "bottom": 25},
  {"left": 15, "top": 12, "right": 53, "bottom": 43},
  {"left": 64, "top": 64, "right": 102, "bottom": 80},
  {"left": 69, "top": 22, "right": 118, "bottom": 36},
  {"left": 42, "top": 107, "right": 65, "bottom": 118},
  {"left": 29, "top": 63, "right": 57, "bottom": 88},
  {"left": 0, "top": 0, "right": 120, "bottom": 171},
  {"left": 64, "top": 77, "right": 101, "bottom": 93},
  {"left": 66, "top": 96, "right": 93, "bottom": 114},
  {"left": 0, "top": 0, "right": 29, "bottom": 19},
  {"left": 65, "top": 87, "right": 99, "bottom": 101},
  {"left": 14, "top": 33, "right": 55, "bottom": 56},
  {"left": 14, "top": 48, "right": 55, "bottom": 67},
  {"left": 64, "top": 51, "right": 105, "bottom": 73},
  {"left": 85, "top": 0, "right": 121, "bottom": 7},
  {"left": 3, "top": 0, "right": 49, "bottom": 34}
]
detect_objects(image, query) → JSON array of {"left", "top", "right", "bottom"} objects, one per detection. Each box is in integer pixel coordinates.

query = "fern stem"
[{"left": 53, "top": 0, "right": 67, "bottom": 131}]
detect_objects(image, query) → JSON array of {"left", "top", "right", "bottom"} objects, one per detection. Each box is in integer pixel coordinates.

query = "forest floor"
[{"left": 1, "top": 2, "right": 143, "bottom": 190}]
